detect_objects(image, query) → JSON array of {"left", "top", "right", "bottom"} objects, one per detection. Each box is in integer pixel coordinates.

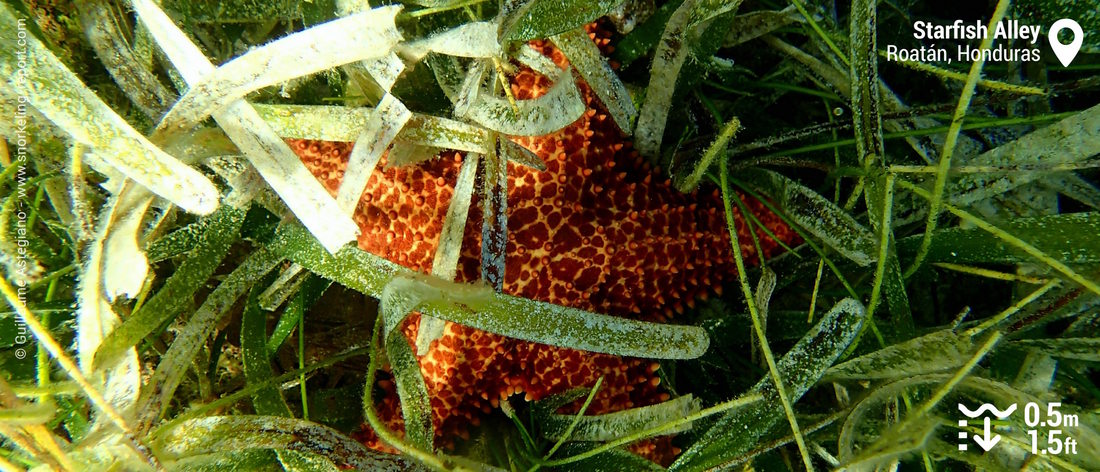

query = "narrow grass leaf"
[
  {"left": 997, "top": 285, "right": 1092, "bottom": 336},
  {"left": 424, "top": 54, "right": 465, "bottom": 104},
  {"left": 257, "top": 264, "right": 308, "bottom": 311},
  {"left": 132, "top": 0, "right": 359, "bottom": 253},
  {"left": 635, "top": 0, "right": 742, "bottom": 161},
  {"left": 167, "top": 450, "right": 281, "bottom": 471},
  {"left": 101, "top": 198, "right": 152, "bottom": 301},
  {"left": 402, "top": 0, "right": 473, "bottom": 7},
  {"left": 146, "top": 218, "right": 209, "bottom": 263},
  {"left": 671, "top": 298, "right": 864, "bottom": 471},
  {"left": 541, "top": 394, "right": 699, "bottom": 441},
  {"left": 848, "top": 0, "right": 912, "bottom": 330},
  {"left": 78, "top": 0, "right": 177, "bottom": 119},
  {"left": 551, "top": 443, "right": 664, "bottom": 471},
  {"left": 166, "top": 450, "right": 282, "bottom": 471},
  {"left": 900, "top": 180, "right": 1100, "bottom": 298},
  {"left": 336, "top": 94, "right": 412, "bottom": 213},
  {"left": 93, "top": 206, "right": 245, "bottom": 371},
  {"left": 722, "top": 158, "right": 814, "bottom": 471},
  {"left": 553, "top": 28, "right": 636, "bottom": 132},
  {"left": 848, "top": 0, "right": 884, "bottom": 166},
  {"left": 633, "top": 0, "right": 701, "bottom": 157},
  {"left": 454, "top": 60, "right": 486, "bottom": 118},
  {"left": 481, "top": 142, "right": 508, "bottom": 291},
  {"left": 254, "top": 104, "right": 374, "bottom": 141},
  {"left": 246, "top": 288, "right": 318, "bottom": 472},
  {"left": 1046, "top": 174, "right": 1100, "bottom": 210},
  {"left": 160, "top": 0, "right": 301, "bottom": 22},
  {"left": 264, "top": 288, "right": 303, "bottom": 354},
  {"left": 361, "top": 53, "right": 405, "bottom": 93},
  {"left": 363, "top": 324, "right": 504, "bottom": 472},
  {"left": 266, "top": 277, "right": 331, "bottom": 356},
  {"left": 500, "top": 0, "right": 626, "bottom": 42},
  {"left": 499, "top": 137, "right": 546, "bottom": 170},
  {"left": 277, "top": 451, "right": 340, "bottom": 472},
  {"left": 0, "top": 5, "right": 218, "bottom": 215},
  {"left": 1007, "top": 338, "right": 1100, "bottom": 361},
  {"left": 514, "top": 43, "right": 561, "bottom": 77},
  {"left": 255, "top": 104, "right": 494, "bottom": 155},
  {"left": 544, "top": 393, "right": 766, "bottom": 468},
  {"left": 723, "top": 6, "right": 801, "bottom": 47},
  {"left": 752, "top": 268, "right": 776, "bottom": 338},
  {"left": 399, "top": 115, "right": 493, "bottom": 155},
  {"left": 402, "top": 22, "right": 499, "bottom": 60},
  {"left": 154, "top": 415, "right": 409, "bottom": 470},
  {"left": 417, "top": 153, "right": 479, "bottom": 354},
  {"left": 898, "top": 212, "right": 1100, "bottom": 264},
  {"left": 842, "top": 413, "right": 940, "bottom": 470},
  {"left": 908, "top": 0, "right": 1012, "bottom": 276},
  {"left": 241, "top": 284, "right": 293, "bottom": 417},
  {"left": 865, "top": 176, "right": 914, "bottom": 333},
  {"left": 390, "top": 336, "right": 436, "bottom": 450},
  {"left": 386, "top": 142, "right": 438, "bottom": 169},
  {"left": 684, "top": 0, "right": 743, "bottom": 27},
  {"left": 969, "top": 279, "right": 1058, "bottom": 338},
  {"left": 825, "top": 329, "right": 973, "bottom": 381},
  {"left": 423, "top": 275, "right": 710, "bottom": 359},
  {"left": 152, "top": 347, "right": 369, "bottom": 440},
  {"left": 885, "top": 54, "right": 1047, "bottom": 95},
  {"left": 741, "top": 169, "right": 877, "bottom": 266},
  {"left": 157, "top": 7, "right": 402, "bottom": 132},
  {"left": 676, "top": 117, "right": 738, "bottom": 193},
  {"left": 543, "top": 376, "right": 603, "bottom": 459},
  {"left": 533, "top": 387, "right": 590, "bottom": 418},
  {"left": 0, "top": 402, "right": 55, "bottom": 424},
  {"left": 379, "top": 277, "right": 436, "bottom": 451},
  {"left": 463, "top": 69, "right": 585, "bottom": 136},
  {"left": 763, "top": 35, "right": 950, "bottom": 166}
]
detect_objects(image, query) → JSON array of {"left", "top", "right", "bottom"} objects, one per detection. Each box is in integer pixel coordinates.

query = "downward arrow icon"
[{"left": 972, "top": 417, "right": 1001, "bottom": 451}]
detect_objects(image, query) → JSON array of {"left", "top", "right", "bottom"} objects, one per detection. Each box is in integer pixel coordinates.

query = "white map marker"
[{"left": 1049, "top": 19, "right": 1083, "bottom": 67}]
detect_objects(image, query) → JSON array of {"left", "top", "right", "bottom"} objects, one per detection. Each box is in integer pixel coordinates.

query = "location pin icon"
[{"left": 1049, "top": 19, "right": 1083, "bottom": 67}]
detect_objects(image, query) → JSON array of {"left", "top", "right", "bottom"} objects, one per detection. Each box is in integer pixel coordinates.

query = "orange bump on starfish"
[{"left": 289, "top": 29, "right": 798, "bottom": 464}]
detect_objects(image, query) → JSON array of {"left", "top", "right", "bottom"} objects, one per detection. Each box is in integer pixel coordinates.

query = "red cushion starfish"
[{"left": 290, "top": 30, "right": 797, "bottom": 464}]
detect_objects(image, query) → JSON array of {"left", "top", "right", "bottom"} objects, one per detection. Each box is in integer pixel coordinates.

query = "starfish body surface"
[{"left": 290, "top": 34, "right": 797, "bottom": 461}]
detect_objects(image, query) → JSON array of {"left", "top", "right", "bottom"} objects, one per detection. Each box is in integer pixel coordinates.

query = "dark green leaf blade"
[
  {"left": 154, "top": 415, "right": 410, "bottom": 470},
  {"left": 241, "top": 283, "right": 293, "bottom": 417},
  {"left": 897, "top": 212, "right": 1100, "bottom": 264},
  {"left": 671, "top": 298, "right": 865, "bottom": 471},
  {"left": 741, "top": 169, "right": 877, "bottom": 266},
  {"left": 500, "top": 0, "right": 625, "bottom": 42}
]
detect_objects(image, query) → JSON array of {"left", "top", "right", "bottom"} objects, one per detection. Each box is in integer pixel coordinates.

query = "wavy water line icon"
[{"left": 958, "top": 403, "right": 1017, "bottom": 419}]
